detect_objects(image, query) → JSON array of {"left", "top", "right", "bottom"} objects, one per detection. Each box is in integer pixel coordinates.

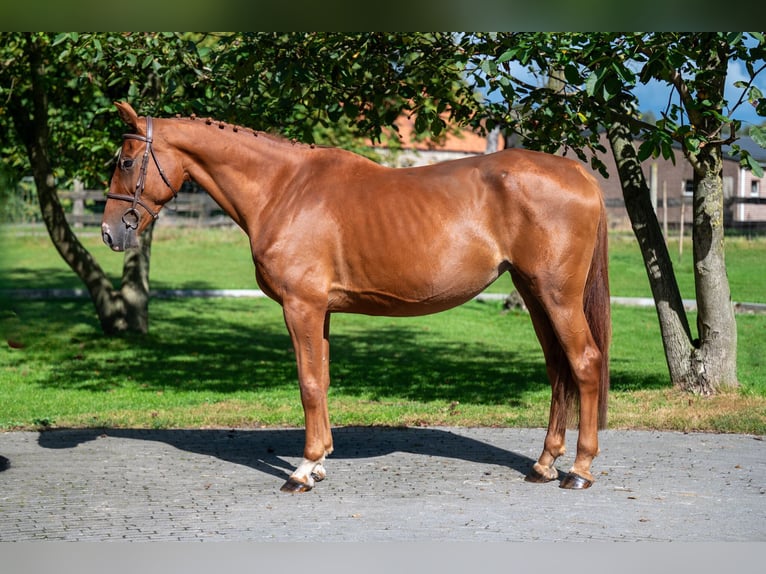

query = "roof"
[
  {"left": 373, "top": 114, "right": 505, "bottom": 154},
  {"left": 724, "top": 135, "right": 766, "bottom": 163}
]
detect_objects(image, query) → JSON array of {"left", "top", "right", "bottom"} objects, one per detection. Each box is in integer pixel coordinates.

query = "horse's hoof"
[
  {"left": 525, "top": 467, "right": 557, "bottom": 483},
  {"left": 559, "top": 473, "right": 593, "bottom": 490},
  {"left": 280, "top": 477, "right": 313, "bottom": 493}
]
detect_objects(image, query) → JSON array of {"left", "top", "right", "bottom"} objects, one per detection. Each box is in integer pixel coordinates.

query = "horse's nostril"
[{"left": 102, "top": 227, "right": 113, "bottom": 247}]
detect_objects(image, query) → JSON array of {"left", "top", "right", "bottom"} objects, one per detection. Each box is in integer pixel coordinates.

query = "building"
[
  {"left": 372, "top": 114, "right": 504, "bottom": 167},
  {"left": 591, "top": 132, "right": 766, "bottom": 232}
]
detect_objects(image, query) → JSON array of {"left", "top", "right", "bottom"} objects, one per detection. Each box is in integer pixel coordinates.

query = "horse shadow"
[{"left": 34, "top": 426, "right": 540, "bottom": 484}]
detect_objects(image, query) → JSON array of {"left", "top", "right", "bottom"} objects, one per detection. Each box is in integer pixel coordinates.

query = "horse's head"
[{"left": 101, "top": 102, "right": 184, "bottom": 251}]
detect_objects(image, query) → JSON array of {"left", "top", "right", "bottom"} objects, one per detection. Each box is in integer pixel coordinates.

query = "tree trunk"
[
  {"left": 606, "top": 105, "right": 739, "bottom": 394},
  {"left": 606, "top": 114, "right": 697, "bottom": 385},
  {"left": 18, "top": 32, "right": 152, "bottom": 336},
  {"left": 682, "top": 34, "right": 739, "bottom": 393},
  {"left": 686, "top": 144, "right": 739, "bottom": 392}
]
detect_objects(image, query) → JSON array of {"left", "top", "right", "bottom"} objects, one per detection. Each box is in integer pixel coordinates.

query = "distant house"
[
  {"left": 372, "top": 117, "right": 766, "bottom": 232},
  {"left": 723, "top": 136, "right": 766, "bottom": 231},
  {"left": 372, "top": 114, "right": 504, "bottom": 167},
  {"left": 590, "top": 132, "right": 766, "bottom": 232}
]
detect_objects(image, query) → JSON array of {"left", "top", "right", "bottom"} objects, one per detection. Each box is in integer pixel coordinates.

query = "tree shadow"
[
  {"left": 609, "top": 358, "right": 670, "bottom": 391},
  {"left": 0, "top": 266, "right": 110, "bottom": 291},
  {"left": 13, "top": 296, "right": 552, "bottom": 405},
  {"left": 35, "top": 426, "right": 539, "bottom": 484}
]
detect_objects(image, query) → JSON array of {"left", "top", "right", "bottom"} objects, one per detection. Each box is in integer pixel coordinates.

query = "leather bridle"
[{"left": 106, "top": 116, "right": 179, "bottom": 230}]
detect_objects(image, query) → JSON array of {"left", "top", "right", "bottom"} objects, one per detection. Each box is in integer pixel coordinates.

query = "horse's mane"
[{"left": 173, "top": 113, "right": 320, "bottom": 150}]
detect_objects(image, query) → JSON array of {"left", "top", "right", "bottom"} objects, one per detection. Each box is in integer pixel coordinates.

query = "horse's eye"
[{"left": 121, "top": 159, "right": 134, "bottom": 170}]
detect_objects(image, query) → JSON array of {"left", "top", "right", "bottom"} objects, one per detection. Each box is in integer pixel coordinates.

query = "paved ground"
[{"left": 0, "top": 426, "right": 764, "bottom": 542}]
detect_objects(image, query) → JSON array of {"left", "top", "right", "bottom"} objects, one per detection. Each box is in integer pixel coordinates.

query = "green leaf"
[
  {"left": 585, "top": 70, "right": 600, "bottom": 97},
  {"left": 660, "top": 140, "right": 673, "bottom": 161},
  {"left": 602, "top": 73, "right": 622, "bottom": 101},
  {"left": 430, "top": 116, "right": 444, "bottom": 136},
  {"left": 637, "top": 139, "right": 656, "bottom": 162},
  {"left": 52, "top": 33, "right": 73, "bottom": 46},
  {"left": 611, "top": 61, "right": 635, "bottom": 85},
  {"left": 685, "top": 136, "right": 701, "bottom": 153},
  {"left": 564, "top": 63, "right": 581, "bottom": 85},
  {"left": 749, "top": 125, "right": 766, "bottom": 148},
  {"left": 414, "top": 113, "right": 428, "bottom": 134},
  {"left": 480, "top": 59, "right": 497, "bottom": 76},
  {"left": 496, "top": 49, "right": 516, "bottom": 64},
  {"left": 744, "top": 152, "right": 765, "bottom": 178}
]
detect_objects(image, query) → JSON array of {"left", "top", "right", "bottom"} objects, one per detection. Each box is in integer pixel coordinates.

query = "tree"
[
  {"left": 2, "top": 32, "right": 469, "bottom": 334},
  {"left": 5, "top": 32, "right": 761, "bottom": 395},
  {"left": 195, "top": 33, "right": 478, "bottom": 145},
  {"left": 465, "top": 32, "right": 766, "bottom": 394},
  {"left": 0, "top": 33, "right": 212, "bottom": 334},
  {"left": 1, "top": 33, "right": 457, "bottom": 334}
]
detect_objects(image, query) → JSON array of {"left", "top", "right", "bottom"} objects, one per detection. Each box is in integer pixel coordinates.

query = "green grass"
[
  {"left": 607, "top": 233, "right": 766, "bottom": 304},
  {"left": 1, "top": 224, "right": 765, "bottom": 433},
  {"left": 2, "top": 226, "right": 764, "bottom": 303},
  {"left": 0, "top": 226, "right": 255, "bottom": 291},
  {"left": 2, "top": 296, "right": 765, "bottom": 433}
]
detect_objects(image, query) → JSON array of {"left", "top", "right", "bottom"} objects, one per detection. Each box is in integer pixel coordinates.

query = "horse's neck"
[{"left": 170, "top": 120, "right": 301, "bottom": 229}]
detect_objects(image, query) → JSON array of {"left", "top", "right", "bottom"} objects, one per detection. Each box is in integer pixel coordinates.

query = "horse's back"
[{"left": 255, "top": 146, "right": 604, "bottom": 315}]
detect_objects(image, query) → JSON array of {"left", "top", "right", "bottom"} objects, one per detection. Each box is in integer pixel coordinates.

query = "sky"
[
  {"left": 632, "top": 60, "right": 766, "bottom": 127},
  {"left": 497, "top": 47, "right": 766, "bottom": 128}
]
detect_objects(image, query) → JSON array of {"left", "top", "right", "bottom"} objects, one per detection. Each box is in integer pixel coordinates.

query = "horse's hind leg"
[
  {"left": 544, "top": 300, "right": 603, "bottom": 488},
  {"left": 280, "top": 299, "right": 334, "bottom": 493},
  {"left": 515, "top": 277, "right": 603, "bottom": 489},
  {"left": 513, "top": 280, "right": 569, "bottom": 484}
]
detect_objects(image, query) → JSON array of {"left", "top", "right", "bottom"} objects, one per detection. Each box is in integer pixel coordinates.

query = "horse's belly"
[
  {"left": 329, "top": 290, "right": 477, "bottom": 316},
  {"left": 328, "top": 264, "right": 504, "bottom": 317}
]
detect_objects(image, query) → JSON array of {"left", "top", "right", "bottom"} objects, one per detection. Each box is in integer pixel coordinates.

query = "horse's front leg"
[{"left": 280, "top": 300, "right": 333, "bottom": 493}]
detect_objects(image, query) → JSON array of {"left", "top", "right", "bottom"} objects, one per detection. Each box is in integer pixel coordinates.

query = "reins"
[{"left": 106, "top": 116, "right": 179, "bottom": 229}]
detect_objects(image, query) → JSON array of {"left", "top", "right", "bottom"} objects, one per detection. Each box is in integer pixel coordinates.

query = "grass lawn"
[{"left": 1, "top": 224, "right": 765, "bottom": 433}]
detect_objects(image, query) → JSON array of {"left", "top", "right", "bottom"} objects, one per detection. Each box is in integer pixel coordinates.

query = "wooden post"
[
  {"left": 679, "top": 196, "right": 685, "bottom": 261},
  {"left": 663, "top": 181, "right": 668, "bottom": 241},
  {"left": 72, "top": 179, "right": 84, "bottom": 228}
]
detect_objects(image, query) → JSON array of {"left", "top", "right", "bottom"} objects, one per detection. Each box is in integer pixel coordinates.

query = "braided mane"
[{"left": 175, "top": 113, "right": 316, "bottom": 149}]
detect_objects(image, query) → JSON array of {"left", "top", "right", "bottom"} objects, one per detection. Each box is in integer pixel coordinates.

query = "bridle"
[{"left": 106, "top": 116, "right": 179, "bottom": 230}]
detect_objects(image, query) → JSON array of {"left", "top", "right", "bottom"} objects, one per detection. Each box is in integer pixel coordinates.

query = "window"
[
  {"left": 683, "top": 180, "right": 694, "bottom": 196},
  {"left": 751, "top": 180, "right": 761, "bottom": 197}
]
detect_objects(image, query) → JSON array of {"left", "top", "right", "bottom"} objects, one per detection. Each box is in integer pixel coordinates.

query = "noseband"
[{"left": 107, "top": 116, "right": 179, "bottom": 229}]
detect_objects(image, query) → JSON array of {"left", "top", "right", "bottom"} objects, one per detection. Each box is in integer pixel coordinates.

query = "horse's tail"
[{"left": 582, "top": 199, "right": 611, "bottom": 428}]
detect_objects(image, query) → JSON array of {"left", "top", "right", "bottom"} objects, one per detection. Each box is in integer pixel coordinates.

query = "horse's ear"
[{"left": 114, "top": 101, "right": 139, "bottom": 130}]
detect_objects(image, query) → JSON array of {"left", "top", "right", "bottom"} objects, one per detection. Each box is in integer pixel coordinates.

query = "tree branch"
[
  {"left": 727, "top": 61, "right": 766, "bottom": 119},
  {"left": 667, "top": 68, "right": 701, "bottom": 124}
]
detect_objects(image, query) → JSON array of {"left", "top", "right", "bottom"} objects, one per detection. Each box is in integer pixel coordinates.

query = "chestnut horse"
[{"left": 102, "top": 102, "right": 610, "bottom": 492}]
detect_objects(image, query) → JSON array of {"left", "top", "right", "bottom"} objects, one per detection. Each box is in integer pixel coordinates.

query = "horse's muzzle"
[{"left": 101, "top": 222, "right": 138, "bottom": 252}]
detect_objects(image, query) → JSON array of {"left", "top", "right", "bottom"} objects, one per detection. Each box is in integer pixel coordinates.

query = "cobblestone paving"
[{"left": 1, "top": 427, "right": 764, "bottom": 541}]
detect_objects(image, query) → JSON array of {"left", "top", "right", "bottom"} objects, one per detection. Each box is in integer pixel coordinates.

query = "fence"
[
  {"left": 49, "top": 184, "right": 766, "bottom": 234},
  {"left": 59, "top": 182, "right": 232, "bottom": 228},
  {"left": 603, "top": 193, "right": 766, "bottom": 235},
  {"left": 725, "top": 196, "right": 766, "bottom": 233}
]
